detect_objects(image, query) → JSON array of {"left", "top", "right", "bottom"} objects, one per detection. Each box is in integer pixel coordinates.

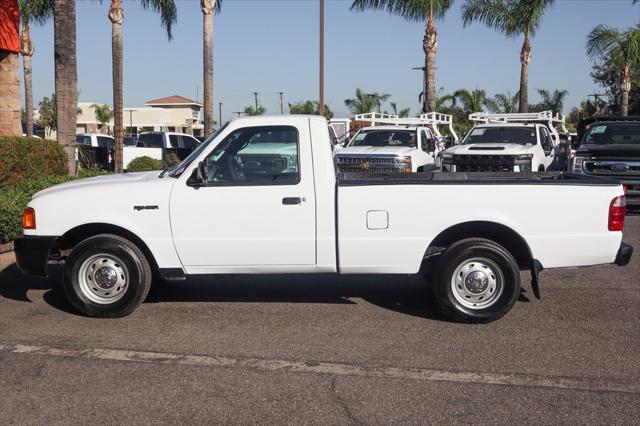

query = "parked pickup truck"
[
  {"left": 336, "top": 112, "right": 457, "bottom": 173},
  {"left": 15, "top": 115, "right": 632, "bottom": 323},
  {"left": 573, "top": 116, "right": 640, "bottom": 207},
  {"left": 441, "top": 112, "right": 569, "bottom": 173}
]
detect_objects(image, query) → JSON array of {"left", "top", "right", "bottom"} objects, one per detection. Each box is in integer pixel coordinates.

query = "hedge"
[
  {"left": 126, "top": 156, "right": 163, "bottom": 172},
  {"left": 0, "top": 175, "right": 73, "bottom": 244},
  {"left": 0, "top": 137, "right": 68, "bottom": 187}
]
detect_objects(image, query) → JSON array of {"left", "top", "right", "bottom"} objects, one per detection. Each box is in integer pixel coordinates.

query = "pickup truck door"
[
  {"left": 539, "top": 127, "right": 555, "bottom": 170},
  {"left": 169, "top": 124, "right": 317, "bottom": 270},
  {"left": 417, "top": 128, "right": 436, "bottom": 166}
]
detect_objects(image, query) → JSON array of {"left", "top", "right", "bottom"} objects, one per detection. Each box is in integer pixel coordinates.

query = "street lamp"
[{"left": 412, "top": 66, "right": 427, "bottom": 113}]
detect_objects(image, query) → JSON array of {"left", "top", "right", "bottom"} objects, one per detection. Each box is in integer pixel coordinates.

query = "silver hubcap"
[
  {"left": 78, "top": 254, "right": 128, "bottom": 304},
  {"left": 451, "top": 257, "right": 503, "bottom": 310}
]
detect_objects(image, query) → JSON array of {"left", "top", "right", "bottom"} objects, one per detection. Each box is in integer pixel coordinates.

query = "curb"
[{"left": 0, "top": 250, "right": 15, "bottom": 272}]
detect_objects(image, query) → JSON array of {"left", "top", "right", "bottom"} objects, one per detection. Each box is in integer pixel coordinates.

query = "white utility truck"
[
  {"left": 441, "top": 111, "right": 570, "bottom": 173},
  {"left": 15, "top": 115, "right": 632, "bottom": 323},
  {"left": 336, "top": 112, "right": 458, "bottom": 173}
]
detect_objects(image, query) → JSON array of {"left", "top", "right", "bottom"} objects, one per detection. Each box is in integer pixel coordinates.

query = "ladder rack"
[{"left": 353, "top": 112, "right": 458, "bottom": 141}]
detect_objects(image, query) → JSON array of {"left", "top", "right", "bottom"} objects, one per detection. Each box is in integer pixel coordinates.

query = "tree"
[
  {"left": 390, "top": 102, "right": 410, "bottom": 117},
  {"left": 289, "top": 100, "right": 333, "bottom": 119},
  {"left": 453, "top": 88, "right": 488, "bottom": 115},
  {"left": 534, "top": 88, "right": 568, "bottom": 114},
  {"left": 244, "top": 106, "right": 266, "bottom": 116},
  {"left": 351, "top": 0, "right": 454, "bottom": 113},
  {"left": 52, "top": 0, "right": 78, "bottom": 174},
  {"left": 586, "top": 25, "right": 640, "bottom": 116},
  {"left": 108, "top": 0, "right": 177, "bottom": 173},
  {"left": 201, "top": 0, "right": 222, "bottom": 137},
  {"left": 93, "top": 104, "right": 113, "bottom": 133},
  {"left": 590, "top": 54, "right": 640, "bottom": 115},
  {"left": 344, "top": 88, "right": 376, "bottom": 114},
  {"left": 18, "top": 0, "right": 51, "bottom": 137},
  {"left": 462, "top": 0, "right": 555, "bottom": 113},
  {"left": 485, "top": 91, "right": 519, "bottom": 113},
  {"left": 370, "top": 92, "right": 391, "bottom": 113},
  {"left": 37, "top": 94, "right": 57, "bottom": 138},
  {"left": 435, "top": 87, "right": 456, "bottom": 110}
]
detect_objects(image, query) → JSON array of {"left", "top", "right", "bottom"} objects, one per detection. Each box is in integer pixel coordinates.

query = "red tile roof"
[{"left": 145, "top": 95, "right": 202, "bottom": 106}]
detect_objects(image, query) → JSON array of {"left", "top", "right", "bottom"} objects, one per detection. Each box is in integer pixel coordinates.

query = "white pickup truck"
[
  {"left": 15, "top": 115, "right": 632, "bottom": 323},
  {"left": 336, "top": 113, "right": 457, "bottom": 173},
  {"left": 441, "top": 112, "right": 569, "bottom": 173}
]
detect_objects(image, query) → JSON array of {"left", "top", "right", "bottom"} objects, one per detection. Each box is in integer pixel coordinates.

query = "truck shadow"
[{"left": 0, "top": 264, "right": 456, "bottom": 321}]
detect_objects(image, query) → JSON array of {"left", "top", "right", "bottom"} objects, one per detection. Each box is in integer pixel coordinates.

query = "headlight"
[
  {"left": 517, "top": 154, "right": 534, "bottom": 160},
  {"left": 572, "top": 156, "right": 587, "bottom": 172},
  {"left": 394, "top": 156, "right": 412, "bottom": 173}
]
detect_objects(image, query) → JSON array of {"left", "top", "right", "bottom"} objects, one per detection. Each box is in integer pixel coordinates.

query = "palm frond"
[
  {"left": 350, "top": 0, "right": 454, "bottom": 23},
  {"left": 586, "top": 25, "right": 621, "bottom": 60},
  {"left": 461, "top": 0, "right": 517, "bottom": 36},
  {"left": 141, "top": 0, "right": 178, "bottom": 40},
  {"left": 19, "top": 0, "right": 53, "bottom": 25}
]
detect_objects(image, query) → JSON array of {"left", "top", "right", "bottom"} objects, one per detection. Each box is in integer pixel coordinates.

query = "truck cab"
[
  {"left": 441, "top": 111, "right": 568, "bottom": 173},
  {"left": 336, "top": 112, "right": 458, "bottom": 173}
]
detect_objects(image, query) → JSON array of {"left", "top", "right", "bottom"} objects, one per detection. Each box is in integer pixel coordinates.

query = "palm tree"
[
  {"left": 536, "top": 89, "right": 568, "bottom": 114},
  {"left": 390, "top": 102, "right": 410, "bottom": 117},
  {"left": 586, "top": 25, "right": 640, "bottom": 116},
  {"left": 370, "top": 92, "right": 391, "bottom": 113},
  {"left": 201, "top": 0, "right": 222, "bottom": 137},
  {"left": 51, "top": 0, "right": 78, "bottom": 174},
  {"left": 350, "top": 0, "right": 454, "bottom": 113},
  {"left": 485, "top": 91, "right": 519, "bottom": 113},
  {"left": 453, "top": 88, "right": 488, "bottom": 115},
  {"left": 93, "top": 104, "right": 113, "bottom": 134},
  {"left": 289, "top": 100, "right": 333, "bottom": 118},
  {"left": 108, "top": 0, "right": 177, "bottom": 173},
  {"left": 435, "top": 87, "right": 456, "bottom": 110},
  {"left": 18, "top": 0, "right": 52, "bottom": 138},
  {"left": 344, "top": 88, "right": 376, "bottom": 114},
  {"left": 462, "top": 0, "right": 555, "bottom": 113}
]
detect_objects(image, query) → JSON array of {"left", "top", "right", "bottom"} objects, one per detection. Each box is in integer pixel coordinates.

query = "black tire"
[
  {"left": 431, "top": 238, "right": 520, "bottom": 323},
  {"left": 538, "top": 165, "right": 545, "bottom": 172},
  {"left": 63, "top": 234, "right": 152, "bottom": 317}
]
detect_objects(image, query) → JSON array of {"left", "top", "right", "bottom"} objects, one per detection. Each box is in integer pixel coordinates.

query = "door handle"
[{"left": 282, "top": 197, "right": 301, "bottom": 205}]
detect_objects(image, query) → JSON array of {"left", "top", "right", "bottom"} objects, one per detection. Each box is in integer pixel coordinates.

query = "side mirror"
[
  {"left": 427, "top": 138, "right": 436, "bottom": 153},
  {"left": 187, "top": 161, "right": 207, "bottom": 187}
]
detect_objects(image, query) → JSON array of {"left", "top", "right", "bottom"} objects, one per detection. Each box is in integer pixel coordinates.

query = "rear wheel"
[
  {"left": 63, "top": 234, "right": 152, "bottom": 317},
  {"left": 432, "top": 238, "right": 520, "bottom": 323}
]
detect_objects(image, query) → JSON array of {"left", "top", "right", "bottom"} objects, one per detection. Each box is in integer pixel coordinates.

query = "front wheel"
[
  {"left": 63, "top": 234, "right": 152, "bottom": 317},
  {"left": 432, "top": 238, "right": 521, "bottom": 323}
]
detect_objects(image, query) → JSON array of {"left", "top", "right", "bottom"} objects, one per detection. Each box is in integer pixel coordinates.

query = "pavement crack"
[{"left": 330, "top": 377, "right": 361, "bottom": 425}]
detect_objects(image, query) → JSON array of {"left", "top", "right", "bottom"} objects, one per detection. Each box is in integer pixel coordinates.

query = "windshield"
[
  {"left": 168, "top": 123, "right": 229, "bottom": 178},
  {"left": 584, "top": 123, "right": 640, "bottom": 145},
  {"left": 463, "top": 127, "right": 537, "bottom": 145},
  {"left": 349, "top": 130, "right": 416, "bottom": 148}
]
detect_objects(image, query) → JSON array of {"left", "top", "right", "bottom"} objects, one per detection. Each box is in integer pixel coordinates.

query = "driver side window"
[
  {"left": 540, "top": 128, "right": 552, "bottom": 154},
  {"left": 204, "top": 126, "right": 300, "bottom": 186}
]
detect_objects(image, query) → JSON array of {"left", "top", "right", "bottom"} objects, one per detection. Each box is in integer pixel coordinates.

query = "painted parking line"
[{"left": 1, "top": 341, "right": 638, "bottom": 395}]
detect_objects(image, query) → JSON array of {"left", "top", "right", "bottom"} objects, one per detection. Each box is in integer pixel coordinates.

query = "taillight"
[
  {"left": 608, "top": 196, "right": 626, "bottom": 231},
  {"left": 22, "top": 207, "right": 36, "bottom": 229}
]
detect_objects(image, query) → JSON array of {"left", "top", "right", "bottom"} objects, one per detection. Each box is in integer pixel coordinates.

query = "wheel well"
[
  {"left": 426, "top": 221, "right": 533, "bottom": 270},
  {"left": 55, "top": 223, "right": 159, "bottom": 271}
]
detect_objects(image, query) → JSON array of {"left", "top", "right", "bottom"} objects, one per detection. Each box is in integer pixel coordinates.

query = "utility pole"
[
  {"left": 278, "top": 92, "right": 284, "bottom": 115},
  {"left": 318, "top": 0, "right": 325, "bottom": 118},
  {"left": 252, "top": 92, "right": 259, "bottom": 110},
  {"left": 587, "top": 93, "right": 605, "bottom": 114},
  {"left": 218, "top": 101, "right": 223, "bottom": 126}
]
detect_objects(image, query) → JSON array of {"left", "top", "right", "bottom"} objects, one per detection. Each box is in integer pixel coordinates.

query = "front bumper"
[
  {"left": 14, "top": 236, "right": 57, "bottom": 276},
  {"left": 614, "top": 242, "right": 633, "bottom": 266}
]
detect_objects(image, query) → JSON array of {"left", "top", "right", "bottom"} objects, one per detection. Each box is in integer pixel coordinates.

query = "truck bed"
[{"left": 338, "top": 171, "right": 620, "bottom": 186}]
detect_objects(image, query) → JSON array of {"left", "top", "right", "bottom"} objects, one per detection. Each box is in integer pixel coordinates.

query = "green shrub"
[
  {"left": 0, "top": 137, "right": 68, "bottom": 187},
  {"left": 0, "top": 175, "right": 73, "bottom": 244},
  {"left": 163, "top": 152, "right": 181, "bottom": 168},
  {"left": 78, "top": 167, "right": 110, "bottom": 178},
  {"left": 126, "top": 156, "right": 163, "bottom": 173}
]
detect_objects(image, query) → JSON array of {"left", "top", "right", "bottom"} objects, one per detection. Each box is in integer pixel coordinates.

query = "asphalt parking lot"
[{"left": 1, "top": 216, "right": 638, "bottom": 425}]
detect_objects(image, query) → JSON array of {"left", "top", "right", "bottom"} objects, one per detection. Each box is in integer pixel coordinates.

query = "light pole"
[
  {"left": 218, "top": 102, "right": 223, "bottom": 127},
  {"left": 318, "top": 0, "right": 325, "bottom": 118},
  {"left": 252, "top": 92, "right": 259, "bottom": 110},
  {"left": 412, "top": 66, "right": 427, "bottom": 113},
  {"left": 278, "top": 92, "right": 284, "bottom": 115}
]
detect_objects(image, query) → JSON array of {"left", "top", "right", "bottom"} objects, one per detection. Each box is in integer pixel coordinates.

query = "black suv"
[{"left": 573, "top": 116, "right": 640, "bottom": 207}]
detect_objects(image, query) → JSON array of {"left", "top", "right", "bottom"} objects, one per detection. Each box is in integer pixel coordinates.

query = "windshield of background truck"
[
  {"left": 584, "top": 123, "right": 640, "bottom": 145},
  {"left": 463, "top": 127, "right": 536, "bottom": 145},
  {"left": 350, "top": 130, "right": 416, "bottom": 148}
]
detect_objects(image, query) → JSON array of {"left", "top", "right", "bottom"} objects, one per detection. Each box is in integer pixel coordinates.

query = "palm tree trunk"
[
  {"left": 53, "top": 0, "right": 77, "bottom": 175},
  {"left": 109, "top": 0, "right": 124, "bottom": 173},
  {"left": 0, "top": 51, "right": 21, "bottom": 136},
  {"left": 518, "top": 31, "right": 531, "bottom": 113},
  {"left": 202, "top": 0, "right": 214, "bottom": 136},
  {"left": 423, "top": 9, "right": 437, "bottom": 113},
  {"left": 21, "top": 22, "right": 35, "bottom": 138},
  {"left": 621, "top": 63, "right": 630, "bottom": 116}
]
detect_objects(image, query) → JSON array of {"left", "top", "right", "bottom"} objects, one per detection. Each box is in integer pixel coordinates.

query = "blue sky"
[{"left": 25, "top": 0, "right": 639, "bottom": 122}]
